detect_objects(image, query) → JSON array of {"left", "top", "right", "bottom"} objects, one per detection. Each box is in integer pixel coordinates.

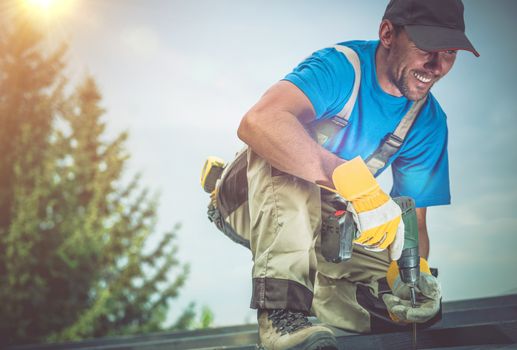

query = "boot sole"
[{"left": 258, "top": 331, "right": 338, "bottom": 350}]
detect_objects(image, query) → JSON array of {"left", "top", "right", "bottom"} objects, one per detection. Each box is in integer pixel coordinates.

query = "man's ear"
[{"left": 379, "top": 19, "right": 396, "bottom": 50}]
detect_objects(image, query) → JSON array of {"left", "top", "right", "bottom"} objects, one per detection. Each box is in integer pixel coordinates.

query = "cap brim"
[{"left": 405, "top": 25, "right": 480, "bottom": 57}]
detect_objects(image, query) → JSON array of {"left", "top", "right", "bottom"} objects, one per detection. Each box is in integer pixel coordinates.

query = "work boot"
[{"left": 257, "top": 309, "right": 338, "bottom": 350}]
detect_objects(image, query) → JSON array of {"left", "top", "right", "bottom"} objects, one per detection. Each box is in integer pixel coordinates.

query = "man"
[{"left": 232, "top": 0, "right": 479, "bottom": 349}]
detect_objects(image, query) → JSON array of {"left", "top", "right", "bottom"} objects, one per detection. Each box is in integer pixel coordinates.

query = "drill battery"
[{"left": 321, "top": 209, "right": 358, "bottom": 263}]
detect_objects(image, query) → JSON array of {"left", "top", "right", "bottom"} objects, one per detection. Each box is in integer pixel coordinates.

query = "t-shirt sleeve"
[
  {"left": 390, "top": 105, "right": 451, "bottom": 208},
  {"left": 283, "top": 47, "right": 356, "bottom": 120}
]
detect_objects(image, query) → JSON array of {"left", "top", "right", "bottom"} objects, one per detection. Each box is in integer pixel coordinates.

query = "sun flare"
[
  {"left": 26, "top": 0, "right": 55, "bottom": 10},
  {"left": 22, "top": 0, "right": 75, "bottom": 18}
]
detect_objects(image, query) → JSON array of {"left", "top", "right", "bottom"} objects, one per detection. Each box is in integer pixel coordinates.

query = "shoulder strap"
[
  {"left": 311, "top": 45, "right": 361, "bottom": 145},
  {"left": 365, "top": 96, "right": 428, "bottom": 175},
  {"left": 333, "top": 45, "right": 361, "bottom": 121}
]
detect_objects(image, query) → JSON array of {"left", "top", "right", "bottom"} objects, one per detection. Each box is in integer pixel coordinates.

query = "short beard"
[{"left": 394, "top": 67, "right": 432, "bottom": 101}]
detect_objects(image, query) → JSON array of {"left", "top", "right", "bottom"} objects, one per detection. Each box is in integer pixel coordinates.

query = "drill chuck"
[{"left": 398, "top": 246, "right": 420, "bottom": 286}]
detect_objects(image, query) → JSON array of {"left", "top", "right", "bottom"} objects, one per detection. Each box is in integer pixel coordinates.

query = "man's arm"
[
  {"left": 416, "top": 207, "right": 430, "bottom": 259},
  {"left": 239, "top": 79, "right": 406, "bottom": 260},
  {"left": 237, "top": 80, "right": 344, "bottom": 187}
]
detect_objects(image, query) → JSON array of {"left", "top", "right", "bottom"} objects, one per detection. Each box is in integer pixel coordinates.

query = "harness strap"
[
  {"left": 365, "top": 96, "right": 427, "bottom": 175},
  {"left": 312, "top": 45, "right": 361, "bottom": 145},
  {"left": 334, "top": 45, "right": 361, "bottom": 120}
]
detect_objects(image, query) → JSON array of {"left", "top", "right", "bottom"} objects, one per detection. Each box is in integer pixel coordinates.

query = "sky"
[{"left": 2, "top": 0, "right": 517, "bottom": 327}]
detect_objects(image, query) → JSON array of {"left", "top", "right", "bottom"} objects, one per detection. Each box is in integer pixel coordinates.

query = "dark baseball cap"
[{"left": 383, "top": 0, "right": 479, "bottom": 57}]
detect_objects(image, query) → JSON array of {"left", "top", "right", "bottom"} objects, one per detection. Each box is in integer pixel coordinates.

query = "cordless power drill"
[{"left": 321, "top": 196, "right": 420, "bottom": 306}]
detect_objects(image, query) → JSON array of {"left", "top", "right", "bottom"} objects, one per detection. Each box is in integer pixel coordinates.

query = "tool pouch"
[{"left": 206, "top": 147, "right": 251, "bottom": 249}]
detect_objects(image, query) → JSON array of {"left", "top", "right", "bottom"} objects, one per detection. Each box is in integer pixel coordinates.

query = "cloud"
[
  {"left": 122, "top": 26, "right": 161, "bottom": 57},
  {"left": 452, "top": 189, "right": 517, "bottom": 226}
]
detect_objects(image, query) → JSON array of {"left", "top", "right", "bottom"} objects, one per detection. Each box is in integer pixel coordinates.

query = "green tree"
[{"left": 0, "top": 16, "right": 206, "bottom": 346}]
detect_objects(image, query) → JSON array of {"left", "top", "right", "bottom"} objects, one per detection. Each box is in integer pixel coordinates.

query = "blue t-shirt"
[{"left": 284, "top": 40, "right": 450, "bottom": 208}]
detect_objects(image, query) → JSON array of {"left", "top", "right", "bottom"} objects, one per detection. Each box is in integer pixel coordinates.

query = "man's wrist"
[{"left": 316, "top": 153, "right": 345, "bottom": 189}]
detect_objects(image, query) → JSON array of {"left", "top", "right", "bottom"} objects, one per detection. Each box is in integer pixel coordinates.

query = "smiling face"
[{"left": 378, "top": 21, "right": 457, "bottom": 101}]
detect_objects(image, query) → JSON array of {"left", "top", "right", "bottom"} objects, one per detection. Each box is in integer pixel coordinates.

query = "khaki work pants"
[{"left": 245, "top": 149, "right": 395, "bottom": 333}]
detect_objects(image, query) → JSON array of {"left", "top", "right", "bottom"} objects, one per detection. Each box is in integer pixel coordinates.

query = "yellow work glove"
[
  {"left": 331, "top": 157, "right": 404, "bottom": 260},
  {"left": 383, "top": 259, "right": 441, "bottom": 323}
]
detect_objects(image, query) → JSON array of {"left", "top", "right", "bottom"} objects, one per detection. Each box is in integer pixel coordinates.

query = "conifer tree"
[{"left": 0, "top": 16, "right": 202, "bottom": 346}]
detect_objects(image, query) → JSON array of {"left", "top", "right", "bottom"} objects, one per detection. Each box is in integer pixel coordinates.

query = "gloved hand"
[
  {"left": 331, "top": 157, "right": 404, "bottom": 260},
  {"left": 383, "top": 258, "right": 441, "bottom": 323}
]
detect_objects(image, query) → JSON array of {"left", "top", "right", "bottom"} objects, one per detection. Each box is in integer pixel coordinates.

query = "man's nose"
[{"left": 424, "top": 52, "right": 446, "bottom": 76}]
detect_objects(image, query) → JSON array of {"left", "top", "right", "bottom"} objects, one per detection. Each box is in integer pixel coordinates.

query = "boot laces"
[{"left": 268, "top": 309, "right": 312, "bottom": 335}]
